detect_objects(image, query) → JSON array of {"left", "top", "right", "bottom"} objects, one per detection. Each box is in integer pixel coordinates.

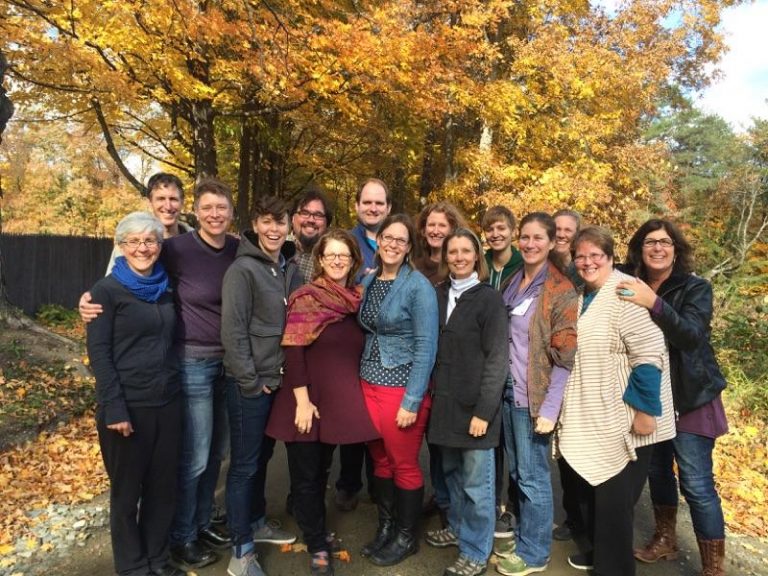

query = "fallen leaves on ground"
[
  {"left": 279, "top": 542, "right": 351, "bottom": 562},
  {"left": 714, "top": 404, "right": 768, "bottom": 538},
  {"left": 0, "top": 413, "right": 108, "bottom": 548},
  {"left": 0, "top": 362, "right": 94, "bottom": 429}
]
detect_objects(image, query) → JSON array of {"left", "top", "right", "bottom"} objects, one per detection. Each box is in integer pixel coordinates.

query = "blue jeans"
[
  {"left": 170, "top": 357, "right": 229, "bottom": 546},
  {"left": 503, "top": 402, "right": 552, "bottom": 567},
  {"left": 648, "top": 433, "right": 725, "bottom": 540},
  {"left": 225, "top": 379, "right": 273, "bottom": 555},
  {"left": 442, "top": 447, "right": 495, "bottom": 564}
]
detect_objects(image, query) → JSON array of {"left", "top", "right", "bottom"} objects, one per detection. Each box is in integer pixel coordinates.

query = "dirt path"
[{"left": 8, "top": 442, "right": 767, "bottom": 576}]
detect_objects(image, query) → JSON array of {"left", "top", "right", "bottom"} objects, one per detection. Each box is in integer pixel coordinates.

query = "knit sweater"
[{"left": 556, "top": 269, "right": 676, "bottom": 486}]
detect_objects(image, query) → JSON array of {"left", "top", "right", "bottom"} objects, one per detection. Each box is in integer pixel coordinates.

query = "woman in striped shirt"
[{"left": 555, "top": 227, "right": 676, "bottom": 576}]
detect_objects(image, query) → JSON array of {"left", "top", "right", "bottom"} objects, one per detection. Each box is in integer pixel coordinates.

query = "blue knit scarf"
[{"left": 111, "top": 256, "right": 169, "bottom": 303}]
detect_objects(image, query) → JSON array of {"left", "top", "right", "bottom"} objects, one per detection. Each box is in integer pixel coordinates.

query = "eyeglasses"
[
  {"left": 573, "top": 252, "right": 607, "bottom": 264},
  {"left": 380, "top": 234, "right": 409, "bottom": 247},
  {"left": 643, "top": 238, "right": 674, "bottom": 248},
  {"left": 120, "top": 239, "right": 161, "bottom": 250},
  {"left": 321, "top": 253, "right": 352, "bottom": 263},
  {"left": 298, "top": 209, "right": 326, "bottom": 221}
]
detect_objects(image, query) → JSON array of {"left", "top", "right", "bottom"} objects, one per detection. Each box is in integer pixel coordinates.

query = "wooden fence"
[{"left": 0, "top": 233, "right": 113, "bottom": 316}]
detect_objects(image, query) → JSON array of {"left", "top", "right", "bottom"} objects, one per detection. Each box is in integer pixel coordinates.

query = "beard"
[{"left": 299, "top": 232, "right": 321, "bottom": 252}]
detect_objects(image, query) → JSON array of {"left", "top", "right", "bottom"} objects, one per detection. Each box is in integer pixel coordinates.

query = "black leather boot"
[
  {"left": 361, "top": 477, "right": 396, "bottom": 557},
  {"left": 369, "top": 485, "right": 423, "bottom": 566}
]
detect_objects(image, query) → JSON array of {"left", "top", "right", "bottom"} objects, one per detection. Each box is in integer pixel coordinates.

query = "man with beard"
[{"left": 290, "top": 189, "right": 332, "bottom": 283}]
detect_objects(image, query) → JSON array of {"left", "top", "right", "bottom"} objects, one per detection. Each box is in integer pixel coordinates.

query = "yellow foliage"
[{"left": 0, "top": 0, "right": 733, "bottom": 229}]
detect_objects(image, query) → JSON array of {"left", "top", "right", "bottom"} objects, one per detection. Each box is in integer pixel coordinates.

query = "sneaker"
[
  {"left": 494, "top": 510, "right": 515, "bottom": 538},
  {"left": 334, "top": 489, "right": 359, "bottom": 512},
  {"left": 567, "top": 552, "right": 594, "bottom": 571},
  {"left": 227, "top": 551, "right": 266, "bottom": 576},
  {"left": 252, "top": 519, "right": 297, "bottom": 545},
  {"left": 425, "top": 526, "right": 459, "bottom": 548},
  {"left": 310, "top": 550, "right": 334, "bottom": 576},
  {"left": 493, "top": 536, "right": 516, "bottom": 559},
  {"left": 496, "top": 552, "right": 547, "bottom": 576},
  {"left": 444, "top": 555, "right": 487, "bottom": 576}
]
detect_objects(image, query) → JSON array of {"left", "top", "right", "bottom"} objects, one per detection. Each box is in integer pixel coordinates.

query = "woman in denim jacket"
[{"left": 358, "top": 214, "right": 439, "bottom": 567}]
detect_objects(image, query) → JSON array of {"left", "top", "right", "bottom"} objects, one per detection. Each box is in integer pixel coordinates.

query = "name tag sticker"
[{"left": 511, "top": 298, "right": 533, "bottom": 316}]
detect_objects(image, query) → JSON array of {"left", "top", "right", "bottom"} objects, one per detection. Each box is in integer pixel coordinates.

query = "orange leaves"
[
  {"left": 0, "top": 414, "right": 109, "bottom": 547},
  {"left": 714, "top": 404, "right": 768, "bottom": 537}
]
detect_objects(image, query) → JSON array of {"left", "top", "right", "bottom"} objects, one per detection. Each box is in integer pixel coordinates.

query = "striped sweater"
[{"left": 556, "top": 269, "right": 676, "bottom": 486}]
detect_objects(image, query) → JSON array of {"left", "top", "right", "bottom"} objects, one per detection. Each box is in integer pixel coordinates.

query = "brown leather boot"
[
  {"left": 698, "top": 538, "right": 725, "bottom": 576},
  {"left": 634, "top": 504, "right": 679, "bottom": 563}
]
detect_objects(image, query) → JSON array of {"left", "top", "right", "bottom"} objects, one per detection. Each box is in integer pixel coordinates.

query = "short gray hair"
[{"left": 115, "top": 212, "right": 165, "bottom": 244}]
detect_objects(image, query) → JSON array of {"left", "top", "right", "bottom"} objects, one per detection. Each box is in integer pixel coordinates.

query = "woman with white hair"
[{"left": 86, "top": 211, "right": 184, "bottom": 576}]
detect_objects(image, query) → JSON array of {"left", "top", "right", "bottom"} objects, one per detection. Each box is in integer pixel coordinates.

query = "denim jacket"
[{"left": 358, "top": 263, "right": 439, "bottom": 412}]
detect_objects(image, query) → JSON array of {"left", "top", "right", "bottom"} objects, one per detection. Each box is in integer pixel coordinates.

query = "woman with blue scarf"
[{"left": 87, "top": 212, "right": 184, "bottom": 576}]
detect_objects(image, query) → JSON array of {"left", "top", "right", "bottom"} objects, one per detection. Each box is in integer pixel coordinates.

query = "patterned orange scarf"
[{"left": 281, "top": 276, "right": 363, "bottom": 347}]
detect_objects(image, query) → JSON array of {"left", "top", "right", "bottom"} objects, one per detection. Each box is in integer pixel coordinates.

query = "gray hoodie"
[{"left": 221, "top": 230, "right": 300, "bottom": 396}]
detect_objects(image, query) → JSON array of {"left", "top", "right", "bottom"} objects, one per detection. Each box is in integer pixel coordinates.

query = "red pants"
[{"left": 361, "top": 379, "right": 431, "bottom": 490}]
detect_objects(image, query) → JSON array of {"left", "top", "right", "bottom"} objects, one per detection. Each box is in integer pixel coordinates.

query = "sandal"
[{"left": 310, "top": 551, "right": 334, "bottom": 576}]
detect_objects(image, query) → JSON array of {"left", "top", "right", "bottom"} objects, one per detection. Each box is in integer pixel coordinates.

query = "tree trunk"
[
  {"left": 237, "top": 121, "right": 254, "bottom": 230},
  {"left": 0, "top": 49, "right": 18, "bottom": 321},
  {"left": 191, "top": 100, "right": 218, "bottom": 178},
  {"left": 419, "top": 127, "right": 437, "bottom": 206},
  {"left": 444, "top": 115, "right": 457, "bottom": 184}
]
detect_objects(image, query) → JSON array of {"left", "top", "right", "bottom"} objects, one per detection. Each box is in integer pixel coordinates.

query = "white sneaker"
[
  {"left": 252, "top": 519, "right": 297, "bottom": 544},
  {"left": 227, "top": 551, "right": 266, "bottom": 576}
]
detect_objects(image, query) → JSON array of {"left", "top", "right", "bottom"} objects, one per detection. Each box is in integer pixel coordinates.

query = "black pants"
[
  {"left": 336, "top": 442, "right": 372, "bottom": 495},
  {"left": 557, "top": 456, "right": 583, "bottom": 529},
  {"left": 572, "top": 445, "right": 653, "bottom": 576},
  {"left": 98, "top": 400, "right": 181, "bottom": 576},
  {"left": 286, "top": 441, "right": 336, "bottom": 553}
]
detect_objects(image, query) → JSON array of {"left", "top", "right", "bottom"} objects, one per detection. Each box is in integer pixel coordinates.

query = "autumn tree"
[
  {"left": 0, "top": 0, "right": 737, "bottom": 232},
  {"left": 0, "top": 121, "right": 145, "bottom": 235},
  {"left": 641, "top": 100, "right": 768, "bottom": 278}
]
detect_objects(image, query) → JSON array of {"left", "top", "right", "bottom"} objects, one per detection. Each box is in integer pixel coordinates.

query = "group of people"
[{"left": 82, "top": 173, "right": 728, "bottom": 576}]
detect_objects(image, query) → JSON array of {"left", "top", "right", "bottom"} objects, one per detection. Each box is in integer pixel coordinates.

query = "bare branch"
[
  {"left": 9, "top": 67, "right": 94, "bottom": 94},
  {"left": 91, "top": 98, "right": 146, "bottom": 195}
]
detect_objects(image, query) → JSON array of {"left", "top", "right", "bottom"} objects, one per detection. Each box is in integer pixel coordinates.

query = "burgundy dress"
[{"left": 266, "top": 315, "right": 379, "bottom": 444}]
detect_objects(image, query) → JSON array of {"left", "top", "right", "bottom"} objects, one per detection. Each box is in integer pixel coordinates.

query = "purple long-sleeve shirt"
[
  {"left": 650, "top": 296, "right": 728, "bottom": 438},
  {"left": 505, "top": 267, "right": 569, "bottom": 422},
  {"left": 162, "top": 231, "right": 239, "bottom": 357}
]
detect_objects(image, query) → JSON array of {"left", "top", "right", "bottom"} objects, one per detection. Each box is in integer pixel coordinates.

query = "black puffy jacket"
[{"left": 652, "top": 272, "right": 726, "bottom": 416}]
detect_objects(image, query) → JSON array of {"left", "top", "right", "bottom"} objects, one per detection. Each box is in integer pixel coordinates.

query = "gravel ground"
[
  {"left": 4, "top": 444, "right": 768, "bottom": 576},
  {"left": 1, "top": 497, "right": 110, "bottom": 576}
]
